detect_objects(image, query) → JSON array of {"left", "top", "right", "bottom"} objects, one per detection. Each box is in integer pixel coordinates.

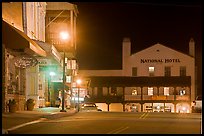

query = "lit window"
[
  {"left": 65, "top": 58, "right": 68, "bottom": 64},
  {"left": 164, "top": 87, "right": 169, "bottom": 95},
  {"left": 132, "top": 89, "right": 137, "bottom": 95},
  {"left": 149, "top": 67, "right": 154, "bottom": 72},
  {"left": 180, "top": 89, "right": 186, "bottom": 95},
  {"left": 149, "top": 67, "right": 154, "bottom": 76},
  {"left": 148, "top": 87, "right": 153, "bottom": 95},
  {"left": 66, "top": 76, "right": 71, "bottom": 83}
]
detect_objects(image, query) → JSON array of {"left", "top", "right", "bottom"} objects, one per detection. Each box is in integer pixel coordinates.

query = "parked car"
[{"left": 80, "top": 102, "right": 102, "bottom": 112}]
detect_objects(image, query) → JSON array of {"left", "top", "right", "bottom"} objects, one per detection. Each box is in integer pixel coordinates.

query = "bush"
[
  {"left": 27, "top": 98, "right": 34, "bottom": 103},
  {"left": 8, "top": 99, "right": 16, "bottom": 106},
  {"left": 26, "top": 98, "right": 35, "bottom": 111},
  {"left": 7, "top": 99, "right": 17, "bottom": 113}
]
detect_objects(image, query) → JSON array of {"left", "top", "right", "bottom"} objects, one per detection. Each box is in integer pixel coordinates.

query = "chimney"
[
  {"left": 122, "top": 37, "right": 131, "bottom": 57},
  {"left": 189, "top": 38, "right": 195, "bottom": 57},
  {"left": 122, "top": 37, "right": 131, "bottom": 70}
]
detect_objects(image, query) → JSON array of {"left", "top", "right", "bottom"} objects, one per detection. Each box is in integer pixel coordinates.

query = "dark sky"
[{"left": 73, "top": 2, "right": 202, "bottom": 95}]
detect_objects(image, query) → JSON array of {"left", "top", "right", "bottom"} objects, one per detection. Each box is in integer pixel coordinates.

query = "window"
[
  {"left": 98, "top": 87, "right": 102, "bottom": 96},
  {"left": 148, "top": 87, "right": 153, "bottom": 95},
  {"left": 180, "top": 66, "right": 186, "bottom": 76},
  {"left": 164, "top": 66, "right": 171, "bottom": 76},
  {"left": 111, "top": 87, "right": 117, "bottom": 96},
  {"left": 39, "top": 84, "right": 42, "bottom": 90},
  {"left": 179, "top": 89, "right": 186, "bottom": 95},
  {"left": 164, "top": 87, "right": 169, "bottom": 95},
  {"left": 132, "top": 67, "right": 137, "bottom": 76},
  {"left": 132, "top": 89, "right": 137, "bottom": 95},
  {"left": 149, "top": 67, "right": 154, "bottom": 76},
  {"left": 66, "top": 76, "right": 71, "bottom": 83}
]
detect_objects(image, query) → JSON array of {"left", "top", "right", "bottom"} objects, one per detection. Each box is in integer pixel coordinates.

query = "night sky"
[{"left": 73, "top": 2, "right": 202, "bottom": 95}]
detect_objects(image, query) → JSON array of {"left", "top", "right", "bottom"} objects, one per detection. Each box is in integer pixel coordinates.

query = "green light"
[{"left": 49, "top": 72, "right": 56, "bottom": 76}]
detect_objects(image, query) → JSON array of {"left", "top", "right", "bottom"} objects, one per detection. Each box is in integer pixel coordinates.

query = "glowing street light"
[
  {"left": 60, "top": 31, "right": 70, "bottom": 40},
  {"left": 76, "top": 79, "right": 82, "bottom": 112},
  {"left": 49, "top": 71, "right": 56, "bottom": 76},
  {"left": 60, "top": 31, "right": 70, "bottom": 112}
]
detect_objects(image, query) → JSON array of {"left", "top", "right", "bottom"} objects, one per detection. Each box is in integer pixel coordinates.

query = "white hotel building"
[{"left": 79, "top": 38, "right": 196, "bottom": 113}]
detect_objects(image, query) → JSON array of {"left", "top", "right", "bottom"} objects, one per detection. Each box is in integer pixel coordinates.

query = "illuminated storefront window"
[
  {"left": 132, "top": 89, "right": 137, "bottom": 95},
  {"left": 148, "top": 87, "right": 153, "bottom": 95},
  {"left": 66, "top": 76, "right": 71, "bottom": 83},
  {"left": 164, "top": 87, "right": 169, "bottom": 95}
]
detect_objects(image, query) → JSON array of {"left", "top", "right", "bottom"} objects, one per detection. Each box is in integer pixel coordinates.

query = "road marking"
[
  {"left": 7, "top": 118, "right": 47, "bottom": 131},
  {"left": 112, "top": 126, "right": 129, "bottom": 134},
  {"left": 106, "top": 126, "right": 129, "bottom": 134},
  {"left": 139, "top": 112, "right": 149, "bottom": 119},
  {"left": 139, "top": 113, "right": 146, "bottom": 119}
]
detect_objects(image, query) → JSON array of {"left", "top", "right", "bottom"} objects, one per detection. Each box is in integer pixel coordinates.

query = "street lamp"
[
  {"left": 60, "top": 31, "right": 70, "bottom": 112},
  {"left": 49, "top": 71, "right": 55, "bottom": 106},
  {"left": 76, "top": 79, "right": 82, "bottom": 112}
]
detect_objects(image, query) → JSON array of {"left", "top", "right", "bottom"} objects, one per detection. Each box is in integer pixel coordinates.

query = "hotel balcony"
[
  {"left": 176, "top": 95, "right": 190, "bottom": 101},
  {"left": 125, "top": 95, "right": 141, "bottom": 101},
  {"left": 142, "top": 95, "right": 176, "bottom": 101},
  {"left": 85, "top": 95, "right": 123, "bottom": 103}
]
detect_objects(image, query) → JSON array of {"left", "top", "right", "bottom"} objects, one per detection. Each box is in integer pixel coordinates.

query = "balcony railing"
[
  {"left": 166, "top": 95, "right": 174, "bottom": 100},
  {"left": 143, "top": 95, "right": 175, "bottom": 100},
  {"left": 85, "top": 95, "right": 123, "bottom": 103},
  {"left": 124, "top": 95, "right": 141, "bottom": 101},
  {"left": 143, "top": 95, "right": 152, "bottom": 100},
  {"left": 176, "top": 95, "right": 190, "bottom": 101},
  {"left": 85, "top": 94, "right": 190, "bottom": 103}
]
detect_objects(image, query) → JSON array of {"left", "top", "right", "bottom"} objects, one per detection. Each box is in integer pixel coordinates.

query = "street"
[{"left": 8, "top": 112, "right": 202, "bottom": 134}]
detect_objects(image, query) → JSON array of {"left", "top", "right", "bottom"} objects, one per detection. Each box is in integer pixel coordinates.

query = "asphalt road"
[{"left": 8, "top": 112, "right": 202, "bottom": 134}]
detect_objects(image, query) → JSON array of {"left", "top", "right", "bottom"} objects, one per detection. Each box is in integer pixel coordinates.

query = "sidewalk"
[{"left": 2, "top": 107, "right": 77, "bottom": 134}]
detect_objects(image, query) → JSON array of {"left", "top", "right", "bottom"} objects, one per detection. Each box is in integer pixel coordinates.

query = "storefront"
[{"left": 2, "top": 20, "right": 47, "bottom": 111}]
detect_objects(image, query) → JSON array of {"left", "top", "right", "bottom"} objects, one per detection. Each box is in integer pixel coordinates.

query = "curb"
[
  {"left": 40, "top": 111, "right": 77, "bottom": 119},
  {"left": 2, "top": 129, "right": 8, "bottom": 134},
  {"left": 2, "top": 110, "right": 78, "bottom": 134}
]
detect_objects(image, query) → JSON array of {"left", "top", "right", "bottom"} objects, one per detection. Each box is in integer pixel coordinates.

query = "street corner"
[
  {"left": 2, "top": 129, "right": 8, "bottom": 134},
  {"left": 40, "top": 109, "right": 77, "bottom": 119}
]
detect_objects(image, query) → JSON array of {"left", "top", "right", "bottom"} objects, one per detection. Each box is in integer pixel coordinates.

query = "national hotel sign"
[{"left": 141, "top": 59, "right": 181, "bottom": 63}]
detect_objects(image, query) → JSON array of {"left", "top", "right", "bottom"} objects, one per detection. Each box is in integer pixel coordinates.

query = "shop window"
[
  {"left": 146, "top": 106, "right": 153, "bottom": 112},
  {"left": 66, "top": 76, "right": 71, "bottom": 83},
  {"left": 132, "top": 89, "right": 137, "bottom": 95},
  {"left": 164, "top": 87, "right": 169, "bottom": 95},
  {"left": 148, "top": 87, "right": 153, "bottom": 95}
]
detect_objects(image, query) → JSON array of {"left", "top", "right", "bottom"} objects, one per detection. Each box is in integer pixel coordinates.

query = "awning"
[
  {"left": 33, "top": 40, "right": 62, "bottom": 65},
  {"left": 2, "top": 20, "right": 46, "bottom": 57}
]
